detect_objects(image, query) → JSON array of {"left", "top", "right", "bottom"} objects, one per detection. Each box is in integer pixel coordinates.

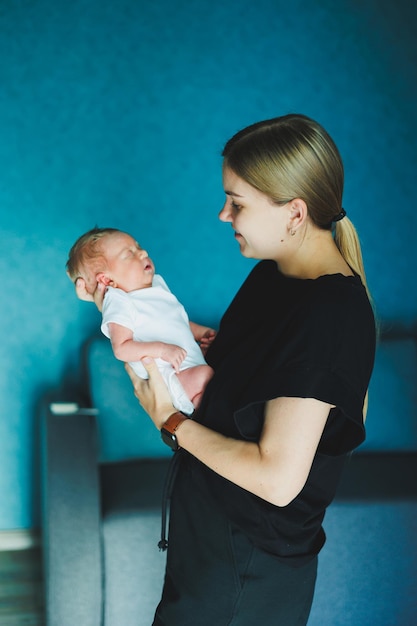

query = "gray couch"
[{"left": 41, "top": 330, "right": 417, "bottom": 626}]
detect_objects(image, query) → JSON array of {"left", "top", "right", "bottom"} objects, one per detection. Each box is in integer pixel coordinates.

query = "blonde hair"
[
  {"left": 66, "top": 227, "right": 122, "bottom": 293},
  {"left": 222, "top": 114, "right": 371, "bottom": 299},
  {"left": 223, "top": 114, "right": 372, "bottom": 419}
]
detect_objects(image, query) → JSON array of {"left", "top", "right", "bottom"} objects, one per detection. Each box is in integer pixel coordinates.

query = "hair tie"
[{"left": 332, "top": 208, "right": 346, "bottom": 223}]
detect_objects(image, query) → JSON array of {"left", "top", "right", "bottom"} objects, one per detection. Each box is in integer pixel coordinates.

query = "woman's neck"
[{"left": 277, "top": 229, "right": 353, "bottom": 280}]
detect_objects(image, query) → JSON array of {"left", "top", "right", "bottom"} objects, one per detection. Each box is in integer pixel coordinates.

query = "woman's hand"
[
  {"left": 125, "top": 358, "right": 174, "bottom": 430},
  {"left": 73, "top": 277, "right": 94, "bottom": 302},
  {"left": 74, "top": 277, "right": 107, "bottom": 312}
]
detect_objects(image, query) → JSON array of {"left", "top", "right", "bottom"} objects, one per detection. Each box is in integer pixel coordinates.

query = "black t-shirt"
[{"left": 187, "top": 260, "right": 376, "bottom": 564}]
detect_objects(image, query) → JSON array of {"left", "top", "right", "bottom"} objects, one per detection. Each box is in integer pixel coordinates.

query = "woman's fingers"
[
  {"left": 74, "top": 277, "right": 94, "bottom": 302},
  {"left": 93, "top": 282, "right": 106, "bottom": 312},
  {"left": 73, "top": 277, "right": 106, "bottom": 311},
  {"left": 125, "top": 359, "right": 174, "bottom": 429},
  {"left": 124, "top": 362, "right": 146, "bottom": 395},
  {"left": 141, "top": 357, "right": 173, "bottom": 401}
]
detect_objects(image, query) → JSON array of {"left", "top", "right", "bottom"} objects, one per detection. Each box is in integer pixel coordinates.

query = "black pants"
[{"left": 152, "top": 458, "right": 317, "bottom": 626}]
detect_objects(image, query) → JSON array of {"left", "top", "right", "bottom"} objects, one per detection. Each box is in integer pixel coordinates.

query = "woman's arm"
[
  {"left": 179, "top": 396, "right": 331, "bottom": 506},
  {"left": 109, "top": 323, "right": 187, "bottom": 373},
  {"left": 126, "top": 358, "right": 332, "bottom": 507}
]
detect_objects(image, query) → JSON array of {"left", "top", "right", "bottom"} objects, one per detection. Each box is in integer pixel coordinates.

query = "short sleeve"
[
  {"left": 101, "top": 288, "right": 136, "bottom": 338},
  {"left": 233, "top": 278, "right": 375, "bottom": 455},
  {"left": 234, "top": 367, "right": 366, "bottom": 455}
]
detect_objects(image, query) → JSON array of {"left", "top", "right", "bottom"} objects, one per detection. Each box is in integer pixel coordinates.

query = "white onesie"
[{"left": 101, "top": 275, "right": 207, "bottom": 414}]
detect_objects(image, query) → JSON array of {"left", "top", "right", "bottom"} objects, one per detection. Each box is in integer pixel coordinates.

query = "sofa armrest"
[{"left": 41, "top": 402, "right": 103, "bottom": 626}]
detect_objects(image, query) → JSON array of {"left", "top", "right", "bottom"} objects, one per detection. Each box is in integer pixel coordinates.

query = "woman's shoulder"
[
  {"left": 297, "top": 274, "right": 376, "bottom": 349},
  {"left": 240, "top": 260, "right": 283, "bottom": 293},
  {"left": 309, "top": 273, "right": 373, "bottom": 316}
]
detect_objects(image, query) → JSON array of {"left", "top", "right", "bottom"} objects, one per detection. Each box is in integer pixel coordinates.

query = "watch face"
[{"left": 161, "top": 428, "right": 179, "bottom": 451}]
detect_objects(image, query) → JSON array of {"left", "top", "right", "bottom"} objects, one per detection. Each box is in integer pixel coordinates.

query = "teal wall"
[{"left": 0, "top": 0, "right": 416, "bottom": 530}]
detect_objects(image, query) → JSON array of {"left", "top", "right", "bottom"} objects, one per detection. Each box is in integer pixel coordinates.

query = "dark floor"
[{"left": 0, "top": 548, "right": 44, "bottom": 626}]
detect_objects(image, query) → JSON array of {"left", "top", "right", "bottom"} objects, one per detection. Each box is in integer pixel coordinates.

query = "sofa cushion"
[
  {"left": 309, "top": 451, "right": 417, "bottom": 624},
  {"left": 100, "top": 459, "right": 170, "bottom": 626},
  {"left": 86, "top": 337, "right": 172, "bottom": 462},
  {"left": 309, "top": 500, "right": 417, "bottom": 625},
  {"left": 102, "top": 510, "right": 166, "bottom": 626}
]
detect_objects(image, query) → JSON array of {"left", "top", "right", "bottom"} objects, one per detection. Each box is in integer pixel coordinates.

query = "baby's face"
[{"left": 100, "top": 232, "right": 155, "bottom": 292}]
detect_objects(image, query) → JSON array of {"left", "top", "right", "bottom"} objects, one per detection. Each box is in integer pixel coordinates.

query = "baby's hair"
[{"left": 66, "top": 227, "right": 123, "bottom": 292}]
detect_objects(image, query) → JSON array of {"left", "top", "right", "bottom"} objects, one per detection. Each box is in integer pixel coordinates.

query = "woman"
[{"left": 82, "top": 114, "right": 376, "bottom": 625}]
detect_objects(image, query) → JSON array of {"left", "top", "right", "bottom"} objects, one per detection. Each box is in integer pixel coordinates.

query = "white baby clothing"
[{"left": 101, "top": 275, "right": 207, "bottom": 414}]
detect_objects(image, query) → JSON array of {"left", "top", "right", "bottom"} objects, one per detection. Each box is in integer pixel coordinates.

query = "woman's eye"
[{"left": 231, "top": 201, "right": 241, "bottom": 211}]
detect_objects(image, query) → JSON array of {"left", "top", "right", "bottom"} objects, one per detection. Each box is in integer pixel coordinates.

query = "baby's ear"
[{"left": 96, "top": 272, "right": 113, "bottom": 286}]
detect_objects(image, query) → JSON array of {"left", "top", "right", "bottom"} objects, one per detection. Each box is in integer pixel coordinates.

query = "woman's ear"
[
  {"left": 96, "top": 272, "right": 113, "bottom": 287},
  {"left": 288, "top": 198, "right": 308, "bottom": 232}
]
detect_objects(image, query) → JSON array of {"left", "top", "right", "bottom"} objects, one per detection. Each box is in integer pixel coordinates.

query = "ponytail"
[
  {"left": 334, "top": 217, "right": 375, "bottom": 421},
  {"left": 334, "top": 217, "right": 369, "bottom": 296}
]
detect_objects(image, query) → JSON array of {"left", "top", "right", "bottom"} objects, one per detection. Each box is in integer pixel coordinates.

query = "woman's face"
[{"left": 219, "top": 166, "right": 291, "bottom": 262}]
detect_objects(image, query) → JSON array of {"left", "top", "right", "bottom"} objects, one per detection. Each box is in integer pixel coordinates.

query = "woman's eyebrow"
[{"left": 225, "top": 190, "right": 244, "bottom": 197}]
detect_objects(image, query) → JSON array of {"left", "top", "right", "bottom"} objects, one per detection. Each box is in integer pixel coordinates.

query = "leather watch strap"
[{"left": 162, "top": 411, "right": 189, "bottom": 434}]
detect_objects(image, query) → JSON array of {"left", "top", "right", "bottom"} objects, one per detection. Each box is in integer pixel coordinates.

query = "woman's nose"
[{"left": 219, "top": 202, "right": 232, "bottom": 222}]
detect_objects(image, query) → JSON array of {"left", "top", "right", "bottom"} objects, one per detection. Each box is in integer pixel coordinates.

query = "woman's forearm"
[
  {"left": 174, "top": 418, "right": 291, "bottom": 506},
  {"left": 124, "top": 359, "right": 329, "bottom": 507},
  {"left": 170, "top": 396, "right": 331, "bottom": 507}
]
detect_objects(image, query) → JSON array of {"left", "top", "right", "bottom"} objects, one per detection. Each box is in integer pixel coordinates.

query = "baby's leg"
[{"left": 177, "top": 365, "right": 214, "bottom": 409}]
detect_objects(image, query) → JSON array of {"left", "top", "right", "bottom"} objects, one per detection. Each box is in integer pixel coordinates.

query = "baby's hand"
[
  {"left": 159, "top": 343, "right": 187, "bottom": 372},
  {"left": 199, "top": 328, "right": 217, "bottom": 355}
]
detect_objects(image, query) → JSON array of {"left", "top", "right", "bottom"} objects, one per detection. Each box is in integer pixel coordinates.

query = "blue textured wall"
[{"left": 0, "top": 0, "right": 416, "bottom": 530}]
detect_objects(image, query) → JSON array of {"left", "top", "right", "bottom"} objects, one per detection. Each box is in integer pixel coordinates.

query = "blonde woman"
[{"left": 86, "top": 114, "right": 376, "bottom": 625}]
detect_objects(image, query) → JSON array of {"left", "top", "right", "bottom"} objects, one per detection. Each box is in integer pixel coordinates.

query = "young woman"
[{"left": 84, "top": 114, "right": 376, "bottom": 625}]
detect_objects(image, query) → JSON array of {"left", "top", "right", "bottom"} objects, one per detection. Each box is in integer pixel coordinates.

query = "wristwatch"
[{"left": 160, "top": 411, "right": 189, "bottom": 451}]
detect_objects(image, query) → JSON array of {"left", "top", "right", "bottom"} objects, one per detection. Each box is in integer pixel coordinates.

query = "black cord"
[{"left": 158, "top": 450, "right": 183, "bottom": 551}]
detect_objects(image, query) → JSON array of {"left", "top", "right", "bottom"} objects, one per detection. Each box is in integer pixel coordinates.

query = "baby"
[{"left": 66, "top": 227, "right": 215, "bottom": 414}]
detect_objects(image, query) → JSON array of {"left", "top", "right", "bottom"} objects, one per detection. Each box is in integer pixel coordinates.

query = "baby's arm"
[
  {"left": 189, "top": 321, "right": 217, "bottom": 354},
  {"left": 108, "top": 322, "right": 187, "bottom": 372}
]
